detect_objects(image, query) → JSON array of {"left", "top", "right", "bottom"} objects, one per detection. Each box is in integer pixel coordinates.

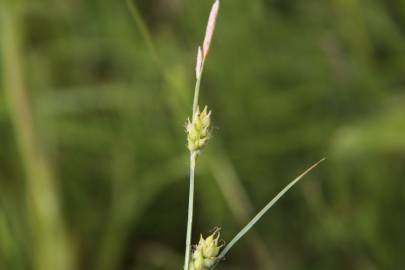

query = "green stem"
[
  {"left": 184, "top": 152, "right": 197, "bottom": 270},
  {"left": 192, "top": 67, "right": 204, "bottom": 115},
  {"left": 192, "top": 78, "right": 201, "bottom": 116}
]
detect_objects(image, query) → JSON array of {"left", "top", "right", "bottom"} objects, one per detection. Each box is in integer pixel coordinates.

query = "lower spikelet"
[{"left": 189, "top": 229, "right": 223, "bottom": 270}]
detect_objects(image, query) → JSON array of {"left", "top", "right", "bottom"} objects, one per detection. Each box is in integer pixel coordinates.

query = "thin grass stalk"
[
  {"left": 184, "top": 152, "right": 197, "bottom": 270},
  {"left": 192, "top": 62, "right": 204, "bottom": 115}
]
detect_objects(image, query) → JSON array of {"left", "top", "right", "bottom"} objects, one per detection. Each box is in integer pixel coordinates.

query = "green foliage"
[{"left": 1, "top": 0, "right": 405, "bottom": 269}]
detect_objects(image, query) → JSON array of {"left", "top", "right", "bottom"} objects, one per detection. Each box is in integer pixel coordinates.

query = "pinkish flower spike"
[
  {"left": 203, "top": 0, "right": 220, "bottom": 58},
  {"left": 195, "top": 46, "right": 203, "bottom": 79}
]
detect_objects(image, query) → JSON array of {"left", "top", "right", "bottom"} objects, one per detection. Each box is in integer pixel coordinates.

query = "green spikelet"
[
  {"left": 186, "top": 106, "right": 212, "bottom": 153},
  {"left": 189, "top": 230, "right": 222, "bottom": 270}
]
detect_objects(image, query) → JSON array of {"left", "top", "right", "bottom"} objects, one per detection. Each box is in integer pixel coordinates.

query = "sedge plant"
[{"left": 183, "top": 1, "right": 325, "bottom": 270}]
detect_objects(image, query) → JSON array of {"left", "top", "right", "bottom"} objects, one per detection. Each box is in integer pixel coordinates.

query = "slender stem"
[
  {"left": 192, "top": 60, "right": 205, "bottom": 115},
  {"left": 192, "top": 78, "right": 201, "bottom": 115},
  {"left": 214, "top": 158, "right": 326, "bottom": 266},
  {"left": 184, "top": 152, "right": 197, "bottom": 270}
]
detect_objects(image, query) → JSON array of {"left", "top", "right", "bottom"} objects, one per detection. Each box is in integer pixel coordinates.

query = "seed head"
[
  {"left": 186, "top": 106, "right": 212, "bottom": 153},
  {"left": 189, "top": 229, "right": 223, "bottom": 270}
]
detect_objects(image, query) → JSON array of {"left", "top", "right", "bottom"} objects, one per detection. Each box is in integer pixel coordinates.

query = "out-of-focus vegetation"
[{"left": 1, "top": 0, "right": 405, "bottom": 269}]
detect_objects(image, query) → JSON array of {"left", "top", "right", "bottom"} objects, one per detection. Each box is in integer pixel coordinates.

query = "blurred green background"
[{"left": 1, "top": 0, "right": 405, "bottom": 269}]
